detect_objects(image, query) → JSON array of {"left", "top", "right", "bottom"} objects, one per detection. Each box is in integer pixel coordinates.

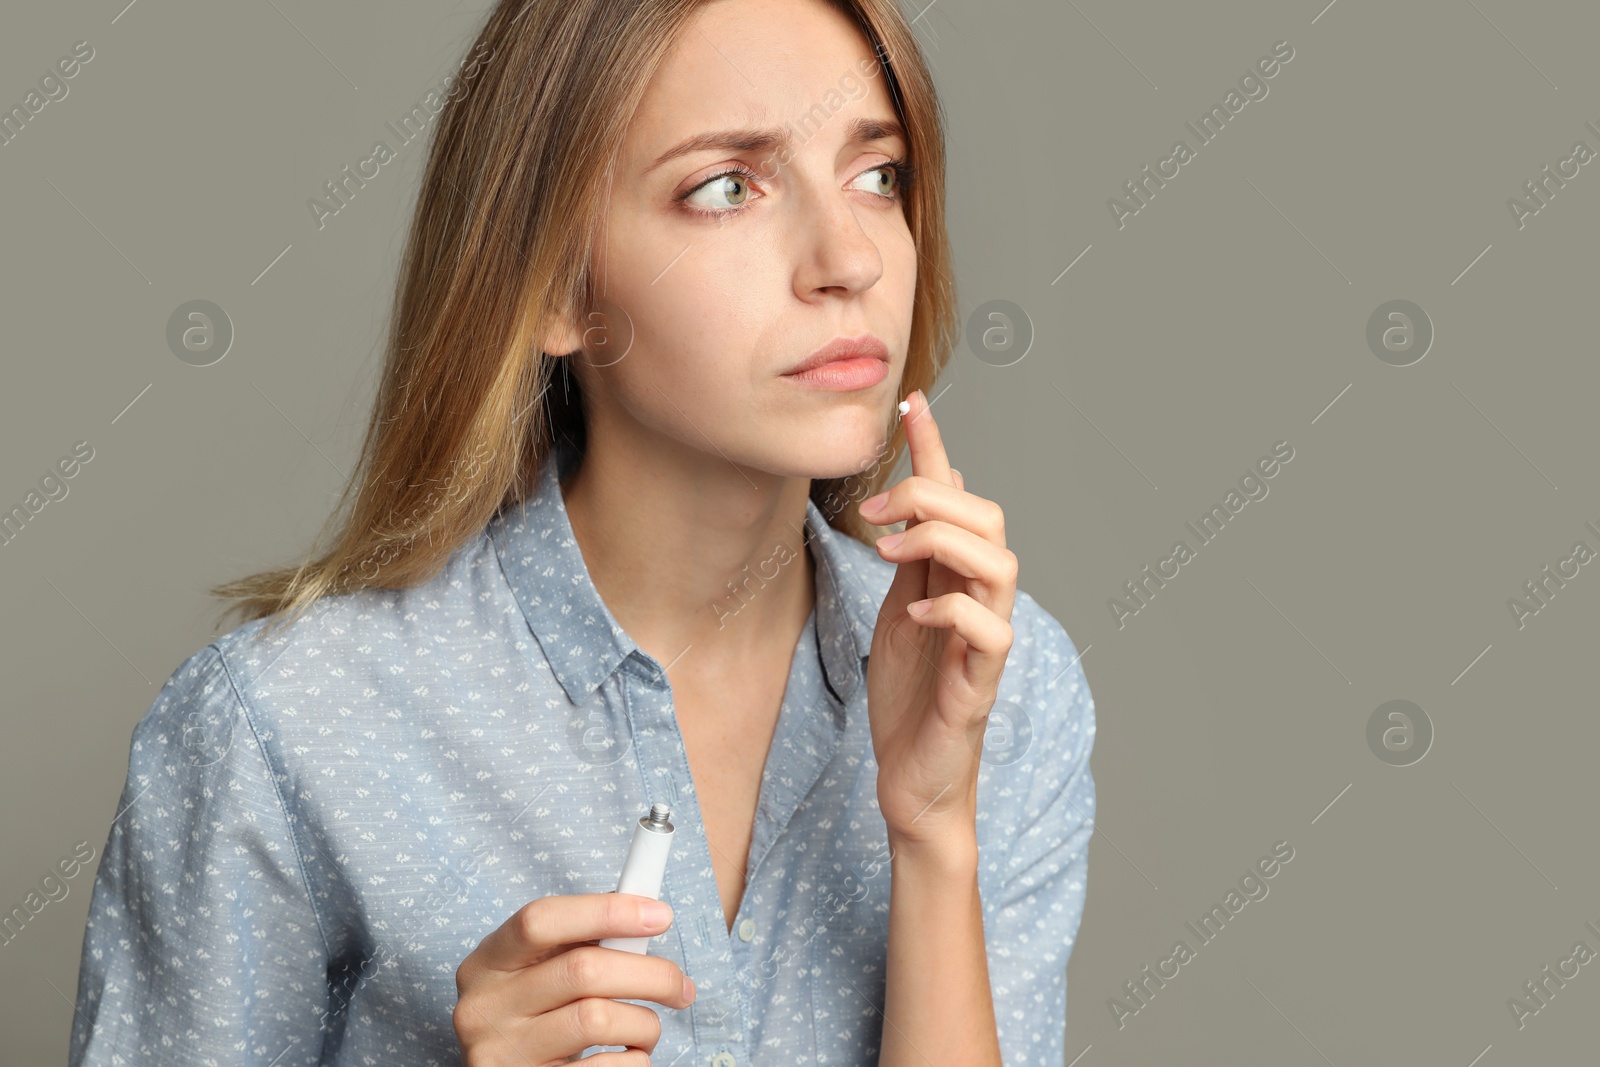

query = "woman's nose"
[{"left": 790, "top": 181, "right": 888, "bottom": 300}]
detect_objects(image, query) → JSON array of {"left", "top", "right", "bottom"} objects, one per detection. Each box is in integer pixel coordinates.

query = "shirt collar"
[{"left": 488, "top": 438, "right": 879, "bottom": 709}]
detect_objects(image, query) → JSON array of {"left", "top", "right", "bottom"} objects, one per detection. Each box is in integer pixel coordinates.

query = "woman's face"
[{"left": 568, "top": 0, "right": 918, "bottom": 481}]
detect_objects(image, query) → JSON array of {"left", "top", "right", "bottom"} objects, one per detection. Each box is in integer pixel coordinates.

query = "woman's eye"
[
  {"left": 851, "top": 162, "right": 900, "bottom": 198},
  {"left": 683, "top": 170, "right": 757, "bottom": 213}
]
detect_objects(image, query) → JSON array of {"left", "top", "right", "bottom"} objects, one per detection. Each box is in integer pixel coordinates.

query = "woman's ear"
[{"left": 539, "top": 309, "right": 585, "bottom": 359}]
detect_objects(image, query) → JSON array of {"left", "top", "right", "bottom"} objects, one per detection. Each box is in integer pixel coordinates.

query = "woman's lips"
[{"left": 780, "top": 356, "right": 889, "bottom": 391}]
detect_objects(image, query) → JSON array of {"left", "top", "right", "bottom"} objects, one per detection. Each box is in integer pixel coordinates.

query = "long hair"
[{"left": 211, "top": 0, "right": 957, "bottom": 640}]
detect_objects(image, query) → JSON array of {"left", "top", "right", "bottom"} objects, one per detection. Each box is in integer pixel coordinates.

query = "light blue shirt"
[{"left": 69, "top": 437, "right": 1096, "bottom": 1066}]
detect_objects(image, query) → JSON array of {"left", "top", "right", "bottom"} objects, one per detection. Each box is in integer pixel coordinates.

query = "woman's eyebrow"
[{"left": 645, "top": 116, "right": 906, "bottom": 174}]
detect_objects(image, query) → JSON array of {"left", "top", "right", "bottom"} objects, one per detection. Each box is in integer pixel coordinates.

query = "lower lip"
[{"left": 781, "top": 356, "right": 888, "bottom": 391}]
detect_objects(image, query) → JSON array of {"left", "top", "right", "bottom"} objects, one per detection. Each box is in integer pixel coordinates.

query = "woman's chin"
[{"left": 778, "top": 436, "right": 896, "bottom": 482}]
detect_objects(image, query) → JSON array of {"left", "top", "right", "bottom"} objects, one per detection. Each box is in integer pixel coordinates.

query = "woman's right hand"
[{"left": 453, "top": 892, "right": 696, "bottom": 1065}]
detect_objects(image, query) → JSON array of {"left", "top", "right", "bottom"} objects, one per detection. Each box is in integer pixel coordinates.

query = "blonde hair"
[{"left": 212, "top": 0, "right": 957, "bottom": 640}]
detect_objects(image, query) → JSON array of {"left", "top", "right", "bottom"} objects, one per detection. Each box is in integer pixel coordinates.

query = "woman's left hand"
[{"left": 861, "top": 388, "right": 1018, "bottom": 851}]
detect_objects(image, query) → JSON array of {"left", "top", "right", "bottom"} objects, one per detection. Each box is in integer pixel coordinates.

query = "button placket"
[{"left": 622, "top": 654, "right": 747, "bottom": 1059}]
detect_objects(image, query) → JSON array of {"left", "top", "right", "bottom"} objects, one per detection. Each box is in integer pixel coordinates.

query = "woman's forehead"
[{"left": 625, "top": 0, "right": 892, "bottom": 157}]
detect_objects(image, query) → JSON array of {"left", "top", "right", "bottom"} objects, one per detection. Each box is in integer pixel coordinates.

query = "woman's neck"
[{"left": 558, "top": 435, "right": 817, "bottom": 680}]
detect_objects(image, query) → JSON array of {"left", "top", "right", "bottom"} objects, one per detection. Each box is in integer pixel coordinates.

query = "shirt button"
[
  {"left": 737, "top": 919, "right": 755, "bottom": 942},
  {"left": 712, "top": 1053, "right": 736, "bottom": 1067}
]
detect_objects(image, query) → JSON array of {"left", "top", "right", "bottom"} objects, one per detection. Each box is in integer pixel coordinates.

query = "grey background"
[{"left": 4, "top": 0, "right": 1597, "bottom": 1063}]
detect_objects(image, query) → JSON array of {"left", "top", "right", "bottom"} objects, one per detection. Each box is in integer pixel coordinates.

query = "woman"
[{"left": 68, "top": 0, "right": 1096, "bottom": 1064}]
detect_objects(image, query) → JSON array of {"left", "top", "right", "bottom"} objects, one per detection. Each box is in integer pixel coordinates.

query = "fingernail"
[
  {"left": 876, "top": 531, "right": 904, "bottom": 550},
  {"left": 860, "top": 491, "right": 889, "bottom": 515},
  {"left": 643, "top": 900, "right": 673, "bottom": 928},
  {"left": 682, "top": 975, "right": 697, "bottom": 1001},
  {"left": 907, "top": 598, "right": 933, "bottom": 616}
]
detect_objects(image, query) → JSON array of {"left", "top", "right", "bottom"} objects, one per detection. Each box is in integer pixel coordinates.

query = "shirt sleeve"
[
  {"left": 982, "top": 591, "right": 1097, "bottom": 1066},
  {"left": 68, "top": 642, "right": 334, "bottom": 1067}
]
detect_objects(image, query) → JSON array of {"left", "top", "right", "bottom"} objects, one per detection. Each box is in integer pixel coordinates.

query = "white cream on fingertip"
[{"left": 896, "top": 399, "right": 910, "bottom": 418}]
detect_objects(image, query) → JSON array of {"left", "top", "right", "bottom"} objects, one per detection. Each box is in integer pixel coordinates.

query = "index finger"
[
  {"left": 474, "top": 893, "right": 673, "bottom": 973},
  {"left": 898, "top": 389, "right": 953, "bottom": 533},
  {"left": 900, "top": 387, "right": 953, "bottom": 486}
]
